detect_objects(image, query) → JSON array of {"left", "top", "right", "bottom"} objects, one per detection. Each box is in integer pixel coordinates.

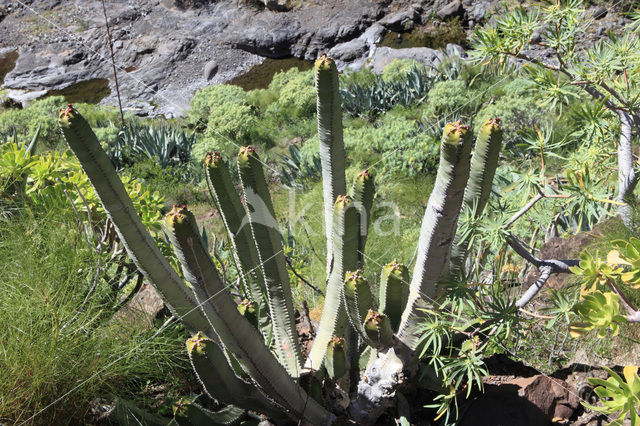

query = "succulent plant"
[{"left": 59, "top": 53, "right": 503, "bottom": 424}]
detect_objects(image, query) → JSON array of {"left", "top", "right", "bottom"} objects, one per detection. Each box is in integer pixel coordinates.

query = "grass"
[{"left": 0, "top": 205, "right": 191, "bottom": 425}]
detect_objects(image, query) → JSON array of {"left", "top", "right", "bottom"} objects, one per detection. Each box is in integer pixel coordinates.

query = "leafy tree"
[{"left": 472, "top": 0, "right": 640, "bottom": 227}]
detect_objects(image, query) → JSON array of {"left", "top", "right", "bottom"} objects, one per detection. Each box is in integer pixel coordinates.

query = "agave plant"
[
  {"left": 59, "top": 54, "right": 506, "bottom": 424},
  {"left": 107, "top": 123, "right": 196, "bottom": 170}
]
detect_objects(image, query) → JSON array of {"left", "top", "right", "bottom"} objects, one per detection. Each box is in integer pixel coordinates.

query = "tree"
[{"left": 472, "top": 0, "right": 640, "bottom": 227}]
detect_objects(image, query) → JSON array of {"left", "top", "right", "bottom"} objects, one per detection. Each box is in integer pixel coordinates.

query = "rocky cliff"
[{"left": 0, "top": 0, "right": 628, "bottom": 117}]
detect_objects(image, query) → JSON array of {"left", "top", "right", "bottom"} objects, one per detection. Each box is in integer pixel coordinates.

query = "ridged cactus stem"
[
  {"left": 204, "top": 151, "right": 265, "bottom": 302},
  {"left": 397, "top": 121, "right": 473, "bottom": 349},
  {"left": 364, "top": 310, "right": 394, "bottom": 348},
  {"left": 173, "top": 398, "right": 245, "bottom": 426},
  {"left": 449, "top": 118, "right": 503, "bottom": 276},
  {"left": 164, "top": 205, "right": 332, "bottom": 424},
  {"left": 187, "top": 332, "right": 282, "bottom": 419},
  {"left": 315, "top": 54, "right": 347, "bottom": 275},
  {"left": 378, "top": 260, "right": 409, "bottom": 332},
  {"left": 325, "top": 336, "right": 347, "bottom": 379},
  {"left": 343, "top": 270, "right": 376, "bottom": 345},
  {"left": 306, "top": 195, "right": 359, "bottom": 371},
  {"left": 58, "top": 106, "right": 284, "bottom": 421},
  {"left": 59, "top": 105, "right": 208, "bottom": 332},
  {"left": 237, "top": 146, "right": 303, "bottom": 377},
  {"left": 351, "top": 169, "right": 375, "bottom": 267}
]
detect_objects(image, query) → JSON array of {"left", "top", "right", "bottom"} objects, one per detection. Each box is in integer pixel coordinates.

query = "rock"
[
  {"left": 592, "top": 6, "right": 607, "bottom": 20},
  {"left": 437, "top": 0, "right": 464, "bottom": 21},
  {"left": 360, "top": 23, "right": 386, "bottom": 46},
  {"left": 379, "top": 9, "right": 418, "bottom": 32},
  {"left": 113, "top": 282, "right": 165, "bottom": 329},
  {"left": 460, "top": 375, "right": 580, "bottom": 425},
  {"left": 445, "top": 43, "right": 467, "bottom": 58},
  {"left": 328, "top": 38, "right": 368, "bottom": 63},
  {"left": 368, "top": 46, "right": 443, "bottom": 74},
  {"left": 471, "top": 2, "right": 487, "bottom": 22},
  {"left": 514, "top": 375, "right": 580, "bottom": 422},
  {"left": 530, "top": 28, "right": 543, "bottom": 43},
  {"left": 203, "top": 59, "right": 218, "bottom": 80},
  {"left": 262, "top": 0, "right": 294, "bottom": 12}
]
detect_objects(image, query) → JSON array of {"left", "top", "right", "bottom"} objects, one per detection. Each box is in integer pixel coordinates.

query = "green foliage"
[
  {"left": 263, "top": 68, "right": 316, "bottom": 119},
  {"left": 422, "top": 79, "right": 484, "bottom": 119},
  {"left": 0, "top": 207, "right": 188, "bottom": 424},
  {"left": 584, "top": 366, "right": 640, "bottom": 426},
  {"left": 188, "top": 84, "right": 270, "bottom": 158},
  {"left": 569, "top": 291, "right": 626, "bottom": 337},
  {"left": 0, "top": 96, "right": 64, "bottom": 147},
  {"left": 382, "top": 59, "right": 425, "bottom": 82},
  {"left": 111, "top": 123, "right": 196, "bottom": 170},
  {"left": 473, "top": 78, "right": 545, "bottom": 144},
  {"left": 340, "top": 65, "right": 436, "bottom": 120}
]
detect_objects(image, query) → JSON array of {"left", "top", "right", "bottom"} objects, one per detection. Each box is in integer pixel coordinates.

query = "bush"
[
  {"left": 0, "top": 207, "right": 189, "bottom": 424},
  {"left": 474, "top": 78, "right": 545, "bottom": 145},
  {"left": 300, "top": 112, "right": 439, "bottom": 178},
  {"left": 0, "top": 96, "right": 64, "bottom": 147},
  {"left": 422, "top": 79, "right": 484, "bottom": 119},
  {"left": 264, "top": 68, "right": 315, "bottom": 119},
  {"left": 382, "top": 58, "right": 425, "bottom": 82},
  {"left": 188, "top": 85, "right": 270, "bottom": 158}
]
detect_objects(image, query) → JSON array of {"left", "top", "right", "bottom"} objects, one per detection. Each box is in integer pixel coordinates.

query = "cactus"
[
  {"left": 315, "top": 54, "right": 347, "bottom": 274},
  {"left": 325, "top": 336, "right": 347, "bottom": 379},
  {"left": 364, "top": 310, "right": 395, "bottom": 348},
  {"left": 378, "top": 260, "right": 410, "bottom": 331},
  {"left": 343, "top": 270, "right": 375, "bottom": 343},
  {"left": 397, "top": 121, "right": 473, "bottom": 350},
  {"left": 351, "top": 169, "right": 375, "bottom": 267},
  {"left": 449, "top": 118, "right": 503, "bottom": 275},
  {"left": 306, "top": 194, "right": 359, "bottom": 371},
  {"left": 204, "top": 151, "right": 264, "bottom": 302},
  {"left": 60, "top": 52, "right": 506, "bottom": 425},
  {"left": 172, "top": 398, "right": 245, "bottom": 425},
  {"left": 237, "top": 146, "right": 303, "bottom": 377}
]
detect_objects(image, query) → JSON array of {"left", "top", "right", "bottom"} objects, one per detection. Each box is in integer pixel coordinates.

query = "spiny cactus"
[
  {"left": 316, "top": 53, "right": 347, "bottom": 274},
  {"left": 60, "top": 52, "right": 505, "bottom": 425}
]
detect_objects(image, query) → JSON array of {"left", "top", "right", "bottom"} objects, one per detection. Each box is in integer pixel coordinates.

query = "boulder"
[
  {"left": 460, "top": 375, "right": 580, "bottom": 425},
  {"left": 328, "top": 38, "right": 368, "bottom": 63},
  {"left": 203, "top": 60, "right": 218, "bottom": 80},
  {"left": 368, "top": 46, "right": 443, "bottom": 74},
  {"left": 379, "top": 9, "right": 419, "bottom": 32},
  {"left": 437, "top": 0, "right": 464, "bottom": 21},
  {"left": 262, "top": 0, "right": 294, "bottom": 12}
]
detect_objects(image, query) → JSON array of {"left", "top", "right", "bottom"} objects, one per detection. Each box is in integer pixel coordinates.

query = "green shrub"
[
  {"left": 266, "top": 68, "right": 315, "bottom": 119},
  {"left": 301, "top": 112, "right": 439, "bottom": 178},
  {"left": 0, "top": 96, "right": 64, "bottom": 147},
  {"left": 0, "top": 207, "right": 189, "bottom": 424},
  {"left": 382, "top": 59, "right": 425, "bottom": 82},
  {"left": 474, "top": 78, "right": 545, "bottom": 144},
  {"left": 422, "top": 79, "right": 484, "bottom": 119},
  {"left": 188, "top": 84, "right": 272, "bottom": 158}
]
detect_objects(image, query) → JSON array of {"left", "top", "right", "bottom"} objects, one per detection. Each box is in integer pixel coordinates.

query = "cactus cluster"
[{"left": 59, "top": 53, "right": 503, "bottom": 424}]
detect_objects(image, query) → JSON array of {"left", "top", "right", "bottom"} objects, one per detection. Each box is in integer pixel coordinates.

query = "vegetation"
[{"left": 1, "top": 1, "right": 640, "bottom": 424}]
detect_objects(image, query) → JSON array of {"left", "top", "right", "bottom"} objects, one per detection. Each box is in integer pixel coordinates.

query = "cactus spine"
[
  {"left": 449, "top": 118, "right": 503, "bottom": 275},
  {"left": 315, "top": 54, "right": 347, "bottom": 274}
]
